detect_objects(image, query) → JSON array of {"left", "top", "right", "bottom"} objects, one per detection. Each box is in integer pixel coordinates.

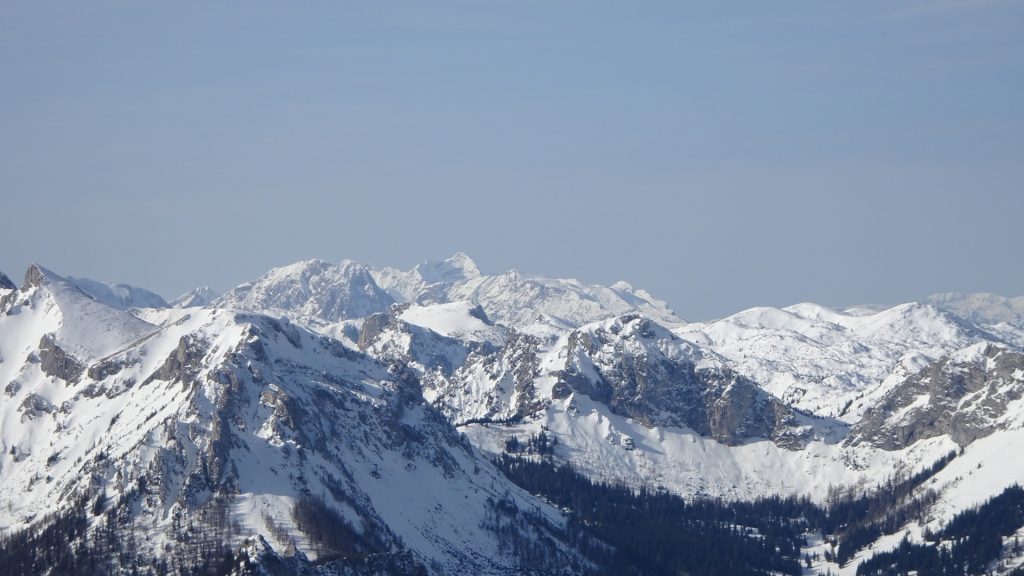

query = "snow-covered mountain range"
[
  {"left": 0, "top": 264, "right": 587, "bottom": 574},
  {"left": 2, "top": 254, "right": 1024, "bottom": 575}
]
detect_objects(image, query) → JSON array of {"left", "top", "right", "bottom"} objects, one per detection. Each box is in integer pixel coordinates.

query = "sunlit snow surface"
[
  {"left": 0, "top": 275, "right": 578, "bottom": 573},
  {"left": 675, "top": 302, "right": 996, "bottom": 418},
  {"left": 4, "top": 258, "right": 1024, "bottom": 574}
]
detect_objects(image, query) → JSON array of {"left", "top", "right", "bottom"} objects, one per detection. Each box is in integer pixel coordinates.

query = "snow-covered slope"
[
  {"left": 0, "top": 264, "right": 158, "bottom": 361},
  {"left": 927, "top": 292, "right": 1024, "bottom": 327},
  {"left": 0, "top": 269, "right": 590, "bottom": 574},
  {"left": 397, "top": 300, "right": 504, "bottom": 343},
  {"left": 358, "top": 303, "right": 502, "bottom": 378},
  {"left": 675, "top": 302, "right": 997, "bottom": 418},
  {"left": 927, "top": 292, "right": 1024, "bottom": 347},
  {"left": 216, "top": 259, "right": 394, "bottom": 322},
  {"left": 372, "top": 252, "right": 483, "bottom": 302},
  {"left": 218, "top": 253, "right": 683, "bottom": 341},
  {"left": 372, "top": 253, "right": 685, "bottom": 329},
  {"left": 850, "top": 343, "right": 1024, "bottom": 449},
  {"left": 441, "top": 271, "right": 685, "bottom": 328},
  {"left": 171, "top": 285, "right": 220, "bottom": 308},
  {"left": 5, "top": 256, "right": 1024, "bottom": 575},
  {"left": 66, "top": 275, "right": 169, "bottom": 310}
]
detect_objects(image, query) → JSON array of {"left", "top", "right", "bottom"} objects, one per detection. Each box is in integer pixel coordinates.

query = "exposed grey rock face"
[
  {"left": 1, "top": 306, "right": 587, "bottom": 574},
  {"left": 0, "top": 269, "right": 15, "bottom": 291},
  {"left": 849, "top": 344, "right": 1024, "bottom": 449},
  {"left": 357, "top": 309, "right": 400, "bottom": 351},
  {"left": 141, "top": 334, "right": 209, "bottom": 387},
  {"left": 358, "top": 304, "right": 491, "bottom": 377},
  {"left": 18, "top": 393, "right": 53, "bottom": 421},
  {"left": 429, "top": 329, "right": 546, "bottom": 424},
  {"left": 22, "top": 264, "right": 46, "bottom": 290},
  {"left": 38, "top": 333, "right": 85, "bottom": 383},
  {"left": 559, "top": 315, "right": 807, "bottom": 447},
  {"left": 483, "top": 330, "right": 546, "bottom": 419},
  {"left": 0, "top": 289, "right": 17, "bottom": 313}
]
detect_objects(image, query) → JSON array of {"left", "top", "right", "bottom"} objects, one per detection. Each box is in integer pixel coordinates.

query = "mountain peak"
[
  {"left": 171, "top": 285, "right": 220, "bottom": 308},
  {"left": 22, "top": 263, "right": 51, "bottom": 290},
  {"left": 2, "top": 264, "right": 158, "bottom": 360},
  {"left": 216, "top": 258, "right": 394, "bottom": 321},
  {"left": 0, "top": 269, "right": 15, "bottom": 291},
  {"left": 414, "top": 252, "right": 481, "bottom": 285}
]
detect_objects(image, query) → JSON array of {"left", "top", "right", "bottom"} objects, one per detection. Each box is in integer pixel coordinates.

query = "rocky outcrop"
[
  {"left": 0, "top": 269, "right": 15, "bottom": 291},
  {"left": 141, "top": 335, "right": 209, "bottom": 387},
  {"left": 22, "top": 264, "right": 46, "bottom": 290},
  {"left": 18, "top": 393, "right": 53, "bottom": 420},
  {"left": 850, "top": 344, "right": 1024, "bottom": 449},
  {"left": 38, "top": 334, "right": 86, "bottom": 383},
  {"left": 430, "top": 330, "right": 546, "bottom": 424},
  {"left": 559, "top": 315, "right": 806, "bottom": 447},
  {"left": 358, "top": 310, "right": 397, "bottom": 351},
  {"left": 357, "top": 304, "right": 497, "bottom": 379}
]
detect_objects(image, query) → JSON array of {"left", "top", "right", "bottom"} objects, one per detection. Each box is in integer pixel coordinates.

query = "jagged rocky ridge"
[
  {"left": 554, "top": 315, "right": 810, "bottom": 447},
  {"left": 4, "top": 255, "right": 1024, "bottom": 575},
  {"left": 0, "top": 265, "right": 590, "bottom": 574},
  {"left": 850, "top": 343, "right": 1024, "bottom": 450}
]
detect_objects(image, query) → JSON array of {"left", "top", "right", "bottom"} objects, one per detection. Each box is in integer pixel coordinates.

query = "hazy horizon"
[
  {"left": 2, "top": 2, "right": 1022, "bottom": 320},
  {"left": 2, "top": 252, "right": 1021, "bottom": 323}
]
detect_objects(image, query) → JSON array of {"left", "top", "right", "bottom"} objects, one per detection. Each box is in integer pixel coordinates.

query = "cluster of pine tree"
[
  {"left": 503, "top": 431, "right": 558, "bottom": 455},
  {"left": 494, "top": 454, "right": 815, "bottom": 576},
  {"left": 0, "top": 489, "right": 235, "bottom": 576},
  {"left": 857, "top": 484, "right": 1024, "bottom": 576},
  {"left": 826, "top": 451, "right": 956, "bottom": 565},
  {"left": 493, "top": 448, "right": 1024, "bottom": 576}
]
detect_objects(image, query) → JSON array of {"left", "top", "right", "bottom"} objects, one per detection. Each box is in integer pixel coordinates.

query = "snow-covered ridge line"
[
  {"left": 0, "top": 270, "right": 590, "bottom": 573},
  {"left": 3, "top": 258, "right": 1024, "bottom": 575}
]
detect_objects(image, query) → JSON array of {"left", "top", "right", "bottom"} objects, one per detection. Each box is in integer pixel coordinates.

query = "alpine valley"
[{"left": 2, "top": 255, "right": 1024, "bottom": 576}]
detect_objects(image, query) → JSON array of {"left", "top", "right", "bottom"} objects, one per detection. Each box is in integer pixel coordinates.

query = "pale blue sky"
[{"left": 1, "top": 1, "right": 1021, "bottom": 320}]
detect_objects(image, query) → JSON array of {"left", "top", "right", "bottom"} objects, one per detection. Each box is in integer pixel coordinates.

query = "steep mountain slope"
[
  {"left": 850, "top": 343, "right": 1024, "bottom": 449},
  {"left": 0, "top": 270, "right": 15, "bottom": 292},
  {"left": 360, "top": 309, "right": 894, "bottom": 501},
  {"left": 217, "top": 259, "right": 394, "bottom": 322},
  {"left": 0, "top": 266, "right": 591, "bottom": 575},
  {"left": 554, "top": 315, "right": 811, "bottom": 447},
  {"left": 357, "top": 302, "right": 503, "bottom": 379},
  {"left": 5, "top": 255, "right": 1024, "bottom": 575},
  {"left": 0, "top": 265, "right": 158, "bottom": 361},
  {"left": 66, "top": 275, "right": 169, "bottom": 310},
  {"left": 675, "top": 302, "right": 997, "bottom": 418}
]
